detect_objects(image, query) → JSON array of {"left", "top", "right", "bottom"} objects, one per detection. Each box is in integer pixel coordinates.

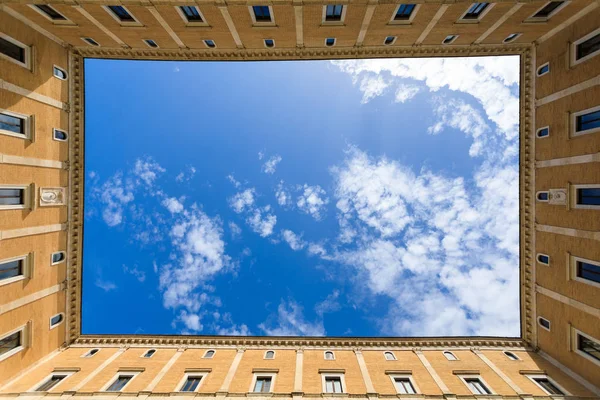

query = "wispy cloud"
[
  {"left": 297, "top": 184, "right": 329, "bottom": 220},
  {"left": 123, "top": 264, "right": 146, "bottom": 282},
  {"left": 95, "top": 278, "right": 117, "bottom": 292},
  {"left": 259, "top": 299, "right": 325, "bottom": 336},
  {"left": 281, "top": 229, "right": 306, "bottom": 251},
  {"left": 262, "top": 155, "right": 282, "bottom": 174}
]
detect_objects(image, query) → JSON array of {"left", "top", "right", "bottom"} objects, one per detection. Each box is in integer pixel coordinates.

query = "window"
[
  {"left": 392, "top": 377, "right": 417, "bottom": 394},
  {"left": 442, "top": 35, "right": 458, "bottom": 45},
  {"left": 384, "top": 351, "right": 396, "bottom": 360},
  {"left": 105, "top": 374, "right": 137, "bottom": 392},
  {"left": 537, "top": 63, "right": 550, "bottom": 77},
  {"left": 325, "top": 38, "right": 336, "bottom": 47},
  {"left": 50, "top": 313, "right": 64, "bottom": 329},
  {"left": 323, "top": 5, "right": 345, "bottom": 23},
  {"left": 537, "top": 254, "right": 549, "bottom": 265},
  {"left": 574, "top": 257, "right": 600, "bottom": 286},
  {"left": 264, "top": 350, "right": 275, "bottom": 359},
  {"left": 574, "top": 186, "right": 600, "bottom": 208},
  {"left": 53, "top": 128, "right": 68, "bottom": 142},
  {"left": 144, "top": 39, "right": 159, "bottom": 48},
  {"left": 82, "top": 348, "right": 99, "bottom": 358},
  {"left": 538, "top": 317, "right": 551, "bottom": 331},
  {"left": 53, "top": 66, "right": 68, "bottom": 80},
  {"left": 0, "top": 324, "right": 29, "bottom": 362},
  {"left": 142, "top": 349, "right": 156, "bottom": 358},
  {"left": 536, "top": 127, "right": 549, "bottom": 138},
  {"left": 443, "top": 351, "right": 458, "bottom": 360},
  {"left": 104, "top": 5, "right": 140, "bottom": 25},
  {"left": 251, "top": 6, "right": 273, "bottom": 23},
  {"left": 527, "top": 2, "right": 567, "bottom": 22},
  {"left": 0, "top": 187, "right": 27, "bottom": 210},
  {"left": 181, "top": 375, "right": 203, "bottom": 392},
  {"left": 51, "top": 251, "right": 66, "bottom": 265},
  {"left": 82, "top": 37, "right": 100, "bottom": 47},
  {"left": 392, "top": 4, "right": 417, "bottom": 22},
  {"left": 529, "top": 376, "right": 565, "bottom": 395},
  {"left": 0, "top": 254, "right": 31, "bottom": 286},
  {"left": 0, "top": 110, "right": 32, "bottom": 140},
  {"left": 0, "top": 33, "right": 31, "bottom": 69},
  {"left": 324, "top": 376, "right": 343, "bottom": 393},
  {"left": 504, "top": 351, "right": 519, "bottom": 360},
  {"left": 572, "top": 28, "right": 600, "bottom": 65},
  {"left": 253, "top": 376, "right": 273, "bottom": 393},
  {"left": 31, "top": 4, "right": 74, "bottom": 25},
  {"left": 572, "top": 106, "right": 600, "bottom": 136},
  {"left": 536, "top": 191, "right": 549, "bottom": 202},
  {"left": 503, "top": 33, "right": 521, "bottom": 43},
  {"left": 576, "top": 331, "right": 600, "bottom": 364},
  {"left": 384, "top": 36, "right": 396, "bottom": 46},
  {"left": 462, "top": 377, "right": 491, "bottom": 395},
  {"left": 203, "top": 349, "right": 215, "bottom": 358},
  {"left": 34, "top": 373, "right": 73, "bottom": 392},
  {"left": 459, "top": 3, "right": 491, "bottom": 22},
  {"left": 177, "top": 6, "right": 207, "bottom": 25},
  {"left": 204, "top": 40, "right": 216, "bottom": 48},
  {"left": 324, "top": 351, "right": 335, "bottom": 360},
  {"left": 264, "top": 39, "right": 275, "bottom": 48}
]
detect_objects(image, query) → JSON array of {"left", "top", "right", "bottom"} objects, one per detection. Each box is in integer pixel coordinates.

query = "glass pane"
[
  {"left": 107, "top": 375, "right": 132, "bottom": 391},
  {"left": 0, "top": 37, "right": 25, "bottom": 63},
  {"left": 535, "top": 378, "right": 563, "bottom": 395},
  {"left": 578, "top": 188, "right": 600, "bottom": 205},
  {"left": 35, "top": 5, "right": 66, "bottom": 20},
  {"left": 108, "top": 6, "right": 135, "bottom": 22},
  {"left": 0, "top": 112, "right": 25, "bottom": 134},
  {"left": 0, "top": 188, "right": 24, "bottom": 205},
  {"left": 0, "top": 259, "right": 23, "bottom": 280},
  {"left": 579, "top": 334, "right": 600, "bottom": 361},
  {"left": 0, "top": 332, "right": 21, "bottom": 356},
  {"left": 52, "top": 252, "right": 65, "bottom": 263},
  {"left": 577, "top": 33, "right": 600, "bottom": 60},
  {"left": 36, "top": 375, "right": 66, "bottom": 391},
  {"left": 578, "top": 261, "right": 600, "bottom": 283},
  {"left": 50, "top": 314, "right": 63, "bottom": 326},
  {"left": 533, "top": 1, "right": 564, "bottom": 18}
]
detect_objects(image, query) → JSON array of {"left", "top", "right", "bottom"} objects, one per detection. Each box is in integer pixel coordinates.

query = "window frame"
[
  {"left": 443, "top": 351, "right": 458, "bottom": 361},
  {"left": 325, "top": 38, "right": 336, "bottom": 47},
  {"left": 29, "top": 4, "right": 75, "bottom": 25},
  {"left": 101, "top": 370, "right": 141, "bottom": 392},
  {"left": 202, "top": 349, "right": 216, "bottom": 358},
  {"left": 51, "top": 251, "right": 66, "bottom": 266},
  {"left": 248, "top": 5, "right": 275, "bottom": 26},
  {"left": 538, "top": 316, "right": 551, "bottom": 331},
  {"left": 49, "top": 312, "right": 65, "bottom": 330},
  {"left": 383, "top": 351, "right": 397, "bottom": 360},
  {"left": 535, "top": 126, "right": 550, "bottom": 138},
  {"left": 321, "top": 4, "right": 347, "bottom": 26},
  {"left": 383, "top": 36, "right": 397, "bottom": 46},
  {"left": 0, "top": 253, "right": 33, "bottom": 287},
  {"left": 203, "top": 40, "right": 217, "bottom": 49},
  {"left": 250, "top": 372, "right": 277, "bottom": 393},
  {"left": 143, "top": 39, "right": 159, "bottom": 49},
  {"left": 389, "top": 374, "right": 419, "bottom": 394},
  {"left": 572, "top": 328, "right": 600, "bottom": 367},
  {"left": 536, "top": 253, "right": 550, "bottom": 266},
  {"left": 141, "top": 349, "right": 156, "bottom": 358},
  {"left": 442, "top": 35, "right": 459, "bottom": 45},
  {"left": 570, "top": 184, "right": 600, "bottom": 209},
  {"left": 175, "top": 5, "right": 209, "bottom": 27},
  {"left": 503, "top": 351, "right": 520, "bottom": 360},
  {"left": 0, "top": 184, "right": 32, "bottom": 210},
  {"left": 30, "top": 370, "right": 76, "bottom": 392},
  {"left": 53, "top": 65, "right": 68, "bottom": 80},
  {"left": 0, "top": 108, "right": 34, "bottom": 140},
  {"left": 536, "top": 191, "right": 549, "bottom": 202},
  {"left": 102, "top": 5, "right": 143, "bottom": 27},
  {"left": 0, "top": 32, "right": 32, "bottom": 70},
  {"left": 0, "top": 322, "right": 31, "bottom": 363},
  {"left": 503, "top": 33, "right": 522, "bottom": 43},
  {"left": 264, "top": 39, "right": 275, "bottom": 48},
  {"left": 52, "top": 128, "right": 68, "bottom": 142},
  {"left": 389, "top": 4, "right": 420, "bottom": 25},
  {"left": 571, "top": 105, "right": 600, "bottom": 137},
  {"left": 81, "top": 37, "right": 100, "bottom": 47},
  {"left": 324, "top": 350, "right": 336, "bottom": 360},
  {"left": 571, "top": 27, "right": 600, "bottom": 66},
  {"left": 457, "top": 3, "right": 494, "bottom": 24},
  {"left": 81, "top": 348, "right": 100, "bottom": 358},
  {"left": 570, "top": 255, "right": 600, "bottom": 288},
  {"left": 526, "top": 374, "right": 569, "bottom": 396},
  {"left": 264, "top": 350, "right": 275, "bottom": 359},
  {"left": 524, "top": 1, "right": 569, "bottom": 23},
  {"left": 321, "top": 372, "right": 346, "bottom": 394},
  {"left": 536, "top": 62, "right": 550, "bottom": 77},
  {"left": 458, "top": 375, "right": 494, "bottom": 395},
  {"left": 176, "top": 371, "right": 209, "bottom": 392}
]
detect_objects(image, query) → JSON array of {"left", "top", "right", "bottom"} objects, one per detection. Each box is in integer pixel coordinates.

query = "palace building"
[{"left": 0, "top": 0, "right": 599, "bottom": 398}]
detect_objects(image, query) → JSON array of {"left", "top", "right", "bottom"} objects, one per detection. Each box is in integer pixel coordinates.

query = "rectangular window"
[
  {"left": 324, "top": 377, "right": 343, "bottom": 393},
  {"left": 572, "top": 28, "right": 600, "bottom": 65},
  {"left": 35, "top": 375, "right": 68, "bottom": 392},
  {"left": 531, "top": 377, "right": 564, "bottom": 395},
  {"left": 574, "top": 107, "right": 600, "bottom": 134},
  {"left": 576, "top": 258, "right": 600, "bottom": 285},
  {"left": 526, "top": 1, "right": 567, "bottom": 21},
  {"left": 180, "top": 6, "right": 202, "bottom": 22},
  {"left": 0, "top": 33, "right": 30, "bottom": 69},
  {"left": 393, "top": 377, "right": 416, "bottom": 394},
  {"left": 106, "top": 375, "right": 134, "bottom": 392},
  {"left": 108, "top": 5, "right": 134, "bottom": 21},
  {"left": 0, "top": 111, "right": 25, "bottom": 136},
  {"left": 575, "top": 187, "right": 600, "bottom": 208},
  {"left": 577, "top": 332, "right": 600, "bottom": 363},
  {"left": 252, "top": 6, "right": 272, "bottom": 23},
  {"left": 0, "top": 187, "right": 26, "bottom": 209},
  {"left": 0, "top": 257, "right": 24, "bottom": 284},
  {"left": 34, "top": 5, "right": 67, "bottom": 20},
  {"left": 253, "top": 377, "right": 272, "bottom": 393},
  {"left": 324, "top": 5, "right": 344, "bottom": 22},
  {"left": 464, "top": 377, "right": 491, "bottom": 395},
  {"left": 393, "top": 4, "right": 416, "bottom": 21},
  {"left": 0, "top": 325, "right": 27, "bottom": 363},
  {"left": 460, "top": 3, "right": 490, "bottom": 21},
  {"left": 181, "top": 376, "right": 202, "bottom": 392}
]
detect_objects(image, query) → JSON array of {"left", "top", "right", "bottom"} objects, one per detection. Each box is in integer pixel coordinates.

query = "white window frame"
[
  {"left": 49, "top": 312, "right": 65, "bottom": 330},
  {"left": 28, "top": 4, "right": 76, "bottom": 25},
  {"left": 383, "top": 351, "right": 396, "bottom": 360},
  {"left": 571, "top": 105, "right": 600, "bottom": 137},
  {"left": 175, "top": 5, "right": 209, "bottom": 27},
  {"left": 102, "top": 5, "right": 143, "bottom": 27},
  {"left": 321, "top": 4, "right": 347, "bottom": 26},
  {"left": 53, "top": 128, "right": 68, "bottom": 142},
  {"left": 176, "top": 371, "right": 209, "bottom": 392},
  {"left": 388, "top": 4, "right": 420, "bottom": 25},
  {"left": 324, "top": 38, "right": 336, "bottom": 47},
  {"left": 571, "top": 184, "right": 600, "bottom": 209},
  {"left": 389, "top": 374, "right": 419, "bottom": 394},
  {"left": 443, "top": 351, "right": 458, "bottom": 361},
  {"left": 53, "top": 65, "right": 68, "bottom": 80},
  {"left": 536, "top": 62, "right": 550, "bottom": 77},
  {"left": 457, "top": 375, "right": 495, "bottom": 395},
  {"left": 536, "top": 191, "right": 549, "bottom": 202},
  {"left": 524, "top": 1, "right": 569, "bottom": 23},
  {"left": 101, "top": 370, "right": 141, "bottom": 392},
  {"left": 51, "top": 251, "right": 66, "bottom": 266},
  {"left": 0, "top": 109, "right": 34, "bottom": 140},
  {"left": 81, "top": 348, "right": 100, "bottom": 358},
  {"left": 457, "top": 3, "right": 495, "bottom": 24},
  {"left": 526, "top": 374, "right": 569, "bottom": 396},
  {"left": 572, "top": 328, "right": 600, "bottom": 367},
  {"left": 203, "top": 40, "right": 217, "bottom": 48},
  {"left": 321, "top": 373, "right": 346, "bottom": 394},
  {"left": 250, "top": 372, "right": 277, "bottom": 393},
  {"left": 503, "top": 33, "right": 522, "bottom": 43},
  {"left": 202, "top": 349, "right": 216, "bottom": 358},
  {"left": 0, "top": 184, "right": 33, "bottom": 210},
  {"left": 571, "top": 27, "right": 600, "bottom": 66},
  {"left": 248, "top": 5, "right": 275, "bottom": 26},
  {"left": 442, "top": 35, "right": 459, "bottom": 45},
  {"left": 30, "top": 370, "right": 76, "bottom": 392},
  {"left": 536, "top": 253, "right": 550, "bottom": 266},
  {"left": 143, "top": 39, "right": 159, "bottom": 49},
  {"left": 81, "top": 37, "right": 100, "bottom": 47},
  {"left": 383, "top": 36, "right": 397, "bottom": 46},
  {"left": 538, "top": 316, "right": 551, "bottom": 331},
  {"left": 141, "top": 349, "right": 156, "bottom": 358},
  {"left": 264, "top": 350, "right": 275, "bottom": 359},
  {"left": 503, "top": 351, "right": 520, "bottom": 360},
  {"left": 0, "top": 322, "right": 31, "bottom": 363},
  {"left": 0, "top": 253, "right": 33, "bottom": 287},
  {"left": 324, "top": 350, "right": 336, "bottom": 360},
  {"left": 0, "top": 32, "right": 32, "bottom": 70},
  {"left": 263, "top": 39, "right": 276, "bottom": 48},
  {"left": 536, "top": 126, "right": 550, "bottom": 138},
  {"left": 570, "top": 255, "right": 600, "bottom": 289}
]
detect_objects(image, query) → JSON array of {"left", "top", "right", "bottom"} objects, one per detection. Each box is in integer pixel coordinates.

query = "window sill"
[
  {"left": 184, "top": 24, "right": 212, "bottom": 28},
  {"left": 247, "top": 392, "right": 273, "bottom": 397},
  {"left": 252, "top": 24, "right": 277, "bottom": 28},
  {"left": 386, "top": 22, "right": 413, "bottom": 26},
  {"left": 0, "top": 345, "right": 24, "bottom": 363},
  {"left": 0, "top": 274, "right": 26, "bottom": 287},
  {"left": 321, "top": 393, "right": 348, "bottom": 397},
  {"left": 320, "top": 22, "right": 345, "bottom": 27}
]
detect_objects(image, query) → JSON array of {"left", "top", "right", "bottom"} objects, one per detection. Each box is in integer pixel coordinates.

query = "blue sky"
[{"left": 83, "top": 56, "right": 520, "bottom": 337}]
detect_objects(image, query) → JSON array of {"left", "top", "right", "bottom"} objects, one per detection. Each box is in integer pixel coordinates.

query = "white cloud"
[
  {"left": 227, "top": 174, "right": 241, "bottom": 188},
  {"left": 178, "top": 310, "right": 202, "bottom": 331},
  {"left": 281, "top": 229, "right": 306, "bottom": 251},
  {"left": 262, "top": 155, "right": 282, "bottom": 174},
  {"left": 247, "top": 206, "right": 277, "bottom": 237},
  {"left": 259, "top": 299, "right": 325, "bottom": 336},
  {"left": 315, "top": 290, "right": 341, "bottom": 317},
  {"left": 275, "top": 181, "right": 291, "bottom": 206},
  {"left": 359, "top": 75, "right": 389, "bottom": 104},
  {"left": 162, "top": 197, "right": 184, "bottom": 213},
  {"left": 96, "top": 172, "right": 134, "bottom": 227},
  {"left": 258, "top": 151, "right": 265, "bottom": 160},
  {"left": 95, "top": 279, "right": 117, "bottom": 292},
  {"left": 176, "top": 166, "right": 196, "bottom": 183},
  {"left": 297, "top": 184, "right": 329, "bottom": 220},
  {"left": 134, "top": 157, "right": 165, "bottom": 186},
  {"left": 229, "top": 189, "right": 256, "bottom": 213},
  {"left": 123, "top": 264, "right": 146, "bottom": 282},
  {"left": 229, "top": 221, "right": 242, "bottom": 239},
  {"left": 395, "top": 84, "right": 420, "bottom": 103}
]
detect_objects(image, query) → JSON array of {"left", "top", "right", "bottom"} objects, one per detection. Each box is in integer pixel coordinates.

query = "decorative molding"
[
  {"left": 537, "top": 152, "right": 600, "bottom": 168},
  {"left": 354, "top": 350, "right": 375, "bottom": 393},
  {"left": 472, "top": 349, "right": 523, "bottom": 394},
  {"left": 538, "top": 350, "right": 600, "bottom": 396},
  {"left": 536, "top": 2, "right": 600, "bottom": 44},
  {"left": 73, "top": 5, "right": 128, "bottom": 48},
  {"left": 0, "top": 224, "right": 66, "bottom": 241},
  {"left": 536, "top": 75, "right": 600, "bottom": 107},
  {"left": 294, "top": 3, "right": 303, "bottom": 48},
  {"left": 0, "top": 153, "right": 66, "bottom": 169},
  {"left": 219, "top": 347, "right": 245, "bottom": 392},
  {"left": 218, "top": 5, "right": 243, "bottom": 49},
  {"left": 144, "top": 349, "right": 185, "bottom": 391},
  {"left": 40, "top": 187, "right": 67, "bottom": 207},
  {"left": 414, "top": 350, "right": 449, "bottom": 394},
  {"left": 474, "top": 3, "right": 523, "bottom": 45},
  {"left": 415, "top": 4, "right": 448, "bottom": 45},
  {"left": 536, "top": 224, "right": 600, "bottom": 241},
  {"left": 356, "top": 3, "right": 376, "bottom": 47},
  {"left": 0, "top": 5, "right": 66, "bottom": 47},
  {"left": 0, "top": 79, "right": 66, "bottom": 110},
  {"left": 294, "top": 348, "right": 304, "bottom": 392},
  {"left": 71, "top": 347, "right": 127, "bottom": 391},
  {"left": 147, "top": 6, "right": 186, "bottom": 49},
  {"left": 0, "top": 283, "right": 64, "bottom": 316},
  {"left": 536, "top": 285, "right": 600, "bottom": 319}
]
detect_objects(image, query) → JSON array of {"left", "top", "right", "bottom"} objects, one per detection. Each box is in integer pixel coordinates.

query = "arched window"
[
  {"left": 50, "top": 313, "right": 64, "bottom": 329},
  {"left": 443, "top": 351, "right": 458, "bottom": 361},
  {"left": 265, "top": 350, "right": 275, "bottom": 359},
  {"left": 324, "top": 351, "right": 335, "bottom": 360},
  {"left": 53, "top": 66, "right": 68, "bottom": 80},
  {"left": 503, "top": 33, "right": 521, "bottom": 43},
  {"left": 51, "top": 251, "right": 66, "bottom": 265},
  {"left": 538, "top": 317, "right": 551, "bottom": 331},
  {"left": 504, "top": 351, "right": 519, "bottom": 361},
  {"left": 143, "top": 349, "right": 156, "bottom": 358},
  {"left": 384, "top": 351, "right": 396, "bottom": 360},
  {"left": 203, "top": 350, "right": 215, "bottom": 358},
  {"left": 53, "top": 129, "right": 68, "bottom": 141},
  {"left": 536, "top": 191, "right": 549, "bottom": 202},
  {"left": 83, "top": 348, "right": 99, "bottom": 358},
  {"left": 537, "top": 254, "right": 550, "bottom": 265}
]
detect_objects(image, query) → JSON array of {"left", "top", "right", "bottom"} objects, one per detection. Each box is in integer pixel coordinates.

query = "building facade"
[{"left": 0, "top": 0, "right": 599, "bottom": 398}]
